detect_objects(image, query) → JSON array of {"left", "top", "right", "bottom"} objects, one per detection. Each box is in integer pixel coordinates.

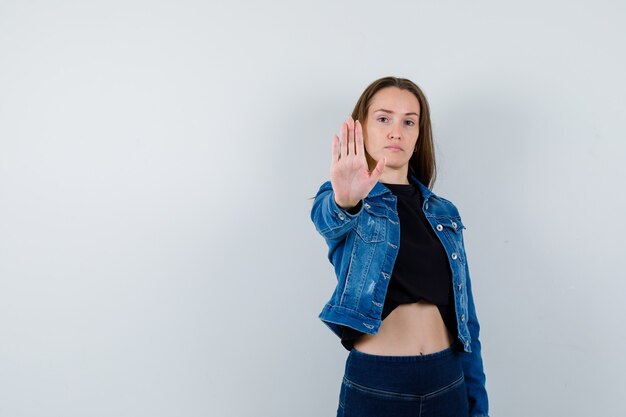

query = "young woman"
[{"left": 310, "top": 77, "right": 489, "bottom": 417}]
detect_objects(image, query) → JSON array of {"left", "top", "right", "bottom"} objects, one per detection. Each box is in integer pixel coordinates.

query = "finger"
[
  {"left": 355, "top": 120, "right": 364, "bottom": 156},
  {"left": 331, "top": 134, "right": 339, "bottom": 162},
  {"left": 346, "top": 118, "right": 355, "bottom": 156},
  {"left": 340, "top": 122, "right": 348, "bottom": 158}
]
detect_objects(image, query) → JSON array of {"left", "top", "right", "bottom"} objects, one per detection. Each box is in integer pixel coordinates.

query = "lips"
[{"left": 385, "top": 146, "right": 403, "bottom": 151}]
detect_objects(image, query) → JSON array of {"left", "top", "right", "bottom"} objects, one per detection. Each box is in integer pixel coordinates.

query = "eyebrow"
[{"left": 373, "top": 108, "right": 420, "bottom": 117}]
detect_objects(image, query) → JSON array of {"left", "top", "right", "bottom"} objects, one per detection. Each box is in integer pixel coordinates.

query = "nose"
[{"left": 388, "top": 122, "right": 402, "bottom": 140}]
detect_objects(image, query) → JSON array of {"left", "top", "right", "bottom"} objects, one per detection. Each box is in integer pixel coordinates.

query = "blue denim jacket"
[{"left": 310, "top": 173, "right": 489, "bottom": 417}]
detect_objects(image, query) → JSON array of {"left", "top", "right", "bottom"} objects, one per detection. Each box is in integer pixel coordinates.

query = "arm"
[
  {"left": 460, "top": 250, "right": 490, "bottom": 417},
  {"left": 311, "top": 117, "right": 384, "bottom": 241},
  {"left": 310, "top": 181, "right": 364, "bottom": 241}
]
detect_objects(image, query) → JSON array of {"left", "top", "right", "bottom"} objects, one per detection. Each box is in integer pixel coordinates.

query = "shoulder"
[{"left": 429, "top": 189, "right": 462, "bottom": 218}]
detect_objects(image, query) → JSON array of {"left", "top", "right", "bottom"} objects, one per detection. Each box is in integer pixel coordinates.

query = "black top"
[{"left": 340, "top": 181, "right": 458, "bottom": 351}]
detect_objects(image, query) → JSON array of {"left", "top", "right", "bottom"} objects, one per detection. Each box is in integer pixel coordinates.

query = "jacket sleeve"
[
  {"left": 460, "top": 235, "right": 490, "bottom": 417},
  {"left": 310, "top": 181, "right": 364, "bottom": 241}
]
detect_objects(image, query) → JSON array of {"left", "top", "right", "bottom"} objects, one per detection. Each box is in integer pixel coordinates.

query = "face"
[{"left": 363, "top": 87, "right": 421, "bottom": 174}]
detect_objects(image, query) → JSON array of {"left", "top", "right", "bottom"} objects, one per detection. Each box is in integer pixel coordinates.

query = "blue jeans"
[{"left": 337, "top": 345, "right": 469, "bottom": 417}]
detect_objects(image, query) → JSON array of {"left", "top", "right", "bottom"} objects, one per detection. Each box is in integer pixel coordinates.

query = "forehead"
[{"left": 368, "top": 87, "right": 420, "bottom": 114}]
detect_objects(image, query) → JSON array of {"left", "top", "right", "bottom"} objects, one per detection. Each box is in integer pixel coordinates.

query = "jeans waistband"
[
  {"left": 349, "top": 344, "right": 456, "bottom": 363},
  {"left": 344, "top": 344, "right": 464, "bottom": 397}
]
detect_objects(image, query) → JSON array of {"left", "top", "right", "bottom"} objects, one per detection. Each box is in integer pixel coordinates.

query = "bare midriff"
[{"left": 352, "top": 300, "right": 454, "bottom": 356}]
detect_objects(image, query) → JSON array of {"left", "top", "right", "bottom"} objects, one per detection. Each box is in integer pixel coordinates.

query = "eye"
[
  {"left": 405, "top": 120, "right": 416, "bottom": 127},
  {"left": 377, "top": 116, "right": 389, "bottom": 123}
]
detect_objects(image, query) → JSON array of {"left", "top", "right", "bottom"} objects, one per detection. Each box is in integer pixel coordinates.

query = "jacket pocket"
[{"left": 355, "top": 205, "right": 387, "bottom": 243}]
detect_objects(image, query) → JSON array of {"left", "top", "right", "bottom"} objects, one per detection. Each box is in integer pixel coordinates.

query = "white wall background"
[{"left": 1, "top": 1, "right": 624, "bottom": 416}]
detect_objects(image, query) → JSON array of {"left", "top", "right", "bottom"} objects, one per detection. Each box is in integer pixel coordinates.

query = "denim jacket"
[{"left": 310, "top": 173, "right": 489, "bottom": 417}]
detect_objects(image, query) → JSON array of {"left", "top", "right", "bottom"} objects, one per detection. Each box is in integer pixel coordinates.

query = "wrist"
[
  {"left": 335, "top": 198, "right": 362, "bottom": 215},
  {"left": 334, "top": 198, "right": 357, "bottom": 211}
]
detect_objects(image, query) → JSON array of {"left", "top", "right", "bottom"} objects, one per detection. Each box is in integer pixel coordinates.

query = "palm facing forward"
[{"left": 330, "top": 118, "right": 386, "bottom": 209}]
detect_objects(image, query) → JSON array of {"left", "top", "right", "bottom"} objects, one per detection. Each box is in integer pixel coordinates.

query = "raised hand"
[{"left": 330, "top": 117, "right": 386, "bottom": 209}]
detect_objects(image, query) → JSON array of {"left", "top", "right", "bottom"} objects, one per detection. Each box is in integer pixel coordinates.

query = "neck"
[{"left": 379, "top": 166, "right": 410, "bottom": 185}]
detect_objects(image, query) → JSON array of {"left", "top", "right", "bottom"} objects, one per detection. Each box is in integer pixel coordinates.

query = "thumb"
[{"left": 370, "top": 157, "right": 386, "bottom": 182}]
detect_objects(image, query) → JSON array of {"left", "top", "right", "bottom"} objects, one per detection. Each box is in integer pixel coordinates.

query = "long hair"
[{"left": 351, "top": 76, "right": 437, "bottom": 189}]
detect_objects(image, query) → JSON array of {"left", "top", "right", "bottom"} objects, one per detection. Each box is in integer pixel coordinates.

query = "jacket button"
[
  {"left": 425, "top": 203, "right": 429, "bottom": 210},
  {"left": 436, "top": 224, "right": 443, "bottom": 231},
  {"left": 451, "top": 253, "right": 458, "bottom": 260},
  {"left": 338, "top": 213, "right": 345, "bottom": 220},
  {"left": 364, "top": 203, "right": 371, "bottom": 209},
  {"left": 458, "top": 282, "right": 462, "bottom": 290},
  {"left": 461, "top": 314, "right": 465, "bottom": 322},
  {"left": 451, "top": 221, "right": 457, "bottom": 229}
]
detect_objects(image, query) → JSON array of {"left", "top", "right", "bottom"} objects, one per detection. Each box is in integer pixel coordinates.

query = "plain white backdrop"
[{"left": 1, "top": 1, "right": 625, "bottom": 416}]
